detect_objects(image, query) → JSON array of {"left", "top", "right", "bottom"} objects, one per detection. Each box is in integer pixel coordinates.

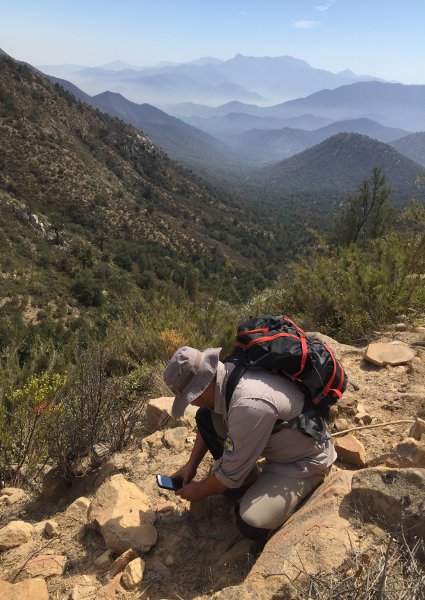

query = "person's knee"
[{"left": 235, "top": 504, "right": 272, "bottom": 542}]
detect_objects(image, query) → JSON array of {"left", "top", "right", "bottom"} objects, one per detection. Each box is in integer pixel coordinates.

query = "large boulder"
[
  {"left": 0, "top": 520, "right": 33, "bottom": 551},
  {"left": 87, "top": 474, "right": 157, "bottom": 553},
  {"left": 229, "top": 470, "right": 362, "bottom": 599},
  {"left": 307, "top": 332, "right": 364, "bottom": 357},
  {"left": 351, "top": 467, "right": 425, "bottom": 536},
  {"left": 146, "top": 397, "right": 197, "bottom": 432}
]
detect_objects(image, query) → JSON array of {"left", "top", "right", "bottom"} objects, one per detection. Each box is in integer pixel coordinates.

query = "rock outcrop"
[
  {"left": 351, "top": 467, "right": 425, "bottom": 536},
  {"left": 87, "top": 474, "right": 157, "bottom": 553}
]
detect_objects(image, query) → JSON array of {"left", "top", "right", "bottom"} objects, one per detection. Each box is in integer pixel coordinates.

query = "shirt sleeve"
[{"left": 213, "top": 397, "right": 277, "bottom": 488}]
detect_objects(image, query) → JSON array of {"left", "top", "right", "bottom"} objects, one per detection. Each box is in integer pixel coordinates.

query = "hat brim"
[{"left": 171, "top": 347, "right": 221, "bottom": 417}]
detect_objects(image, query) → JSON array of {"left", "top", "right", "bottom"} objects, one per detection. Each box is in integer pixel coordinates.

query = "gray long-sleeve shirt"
[{"left": 212, "top": 362, "right": 337, "bottom": 488}]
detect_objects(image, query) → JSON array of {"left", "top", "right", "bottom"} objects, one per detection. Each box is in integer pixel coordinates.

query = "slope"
[
  {"left": 228, "top": 119, "right": 409, "bottom": 164},
  {"left": 266, "top": 81, "right": 425, "bottom": 131},
  {"left": 0, "top": 52, "right": 280, "bottom": 324},
  {"left": 261, "top": 133, "right": 425, "bottom": 201},
  {"left": 45, "top": 76, "right": 240, "bottom": 170},
  {"left": 391, "top": 132, "right": 425, "bottom": 167}
]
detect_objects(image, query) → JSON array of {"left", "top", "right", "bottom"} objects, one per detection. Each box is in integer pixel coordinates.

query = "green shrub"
[
  {"left": 71, "top": 272, "right": 104, "bottom": 306},
  {"left": 47, "top": 348, "right": 156, "bottom": 475},
  {"left": 0, "top": 372, "right": 67, "bottom": 483}
]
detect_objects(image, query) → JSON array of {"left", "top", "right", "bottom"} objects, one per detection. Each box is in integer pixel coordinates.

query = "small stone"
[
  {"left": 140, "top": 431, "right": 164, "bottom": 453},
  {"left": 72, "top": 455, "right": 92, "bottom": 476},
  {"left": 334, "top": 434, "right": 367, "bottom": 467},
  {"left": 410, "top": 418, "right": 425, "bottom": 440},
  {"left": 94, "top": 549, "right": 115, "bottom": 570},
  {"left": 1, "top": 486, "right": 24, "bottom": 495},
  {"left": 121, "top": 557, "right": 145, "bottom": 590},
  {"left": 337, "top": 394, "right": 358, "bottom": 417},
  {"left": 93, "top": 443, "right": 111, "bottom": 461},
  {"left": 0, "top": 520, "right": 33, "bottom": 550},
  {"left": 164, "top": 554, "right": 175, "bottom": 566},
  {"left": 41, "top": 468, "right": 69, "bottom": 498},
  {"left": 163, "top": 426, "right": 189, "bottom": 451},
  {"left": 364, "top": 343, "right": 416, "bottom": 366},
  {"left": 394, "top": 323, "right": 407, "bottom": 331},
  {"left": 21, "top": 554, "right": 67, "bottom": 578},
  {"left": 66, "top": 496, "right": 91, "bottom": 521},
  {"left": 33, "top": 521, "right": 48, "bottom": 535},
  {"left": 45, "top": 520, "right": 59, "bottom": 538},
  {"left": 356, "top": 403, "right": 366, "bottom": 415},
  {"left": 354, "top": 412, "right": 372, "bottom": 425},
  {"left": 102, "top": 572, "right": 124, "bottom": 598},
  {"left": 109, "top": 548, "right": 139, "bottom": 577},
  {"left": 3, "top": 488, "right": 27, "bottom": 505},
  {"left": 156, "top": 501, "right": 176, "bottom": 513},
  {"left": 71, "top": 575, "right": 103, "bottom": 600},
  {"left": 0, "top": 579, "right": 49, "bottom": 600},
  {"left": 333, "top": 418, "right": 349, "bottom": 432}
]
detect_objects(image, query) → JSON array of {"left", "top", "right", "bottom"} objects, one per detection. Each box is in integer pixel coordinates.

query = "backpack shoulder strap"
[{"left": 225, "top": 363, "right": 246, "bottom": 412}]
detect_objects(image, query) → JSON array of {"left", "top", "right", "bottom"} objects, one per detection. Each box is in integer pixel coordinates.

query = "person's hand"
[
  {"left": 175, "top": 481, "right": 205, "bottom": 502},
  {"left": 171, "top": 463, "right": 197, "bottom": 486}
]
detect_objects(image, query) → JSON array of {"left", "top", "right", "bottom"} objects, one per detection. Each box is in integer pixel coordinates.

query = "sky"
[{"left": 1, "top": 0, "right": 424, "bottom": 84}]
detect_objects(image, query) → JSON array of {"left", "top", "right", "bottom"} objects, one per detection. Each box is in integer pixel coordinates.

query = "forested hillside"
[
  {"left": 0, "top": 52, "right": 294, "bottom": 324},
  {"left": 260, "top": 133, "right": 425, "bottom": 202}
]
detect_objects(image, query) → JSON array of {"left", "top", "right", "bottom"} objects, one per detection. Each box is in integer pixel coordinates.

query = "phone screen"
[{"left": 156, "top": 474, "right": 183, "bottom": 491}]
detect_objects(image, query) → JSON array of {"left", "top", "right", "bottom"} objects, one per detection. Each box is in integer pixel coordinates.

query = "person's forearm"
[
  {"left": 187, "top": 431, "right": 208, "bottom": 469},
  {"left": 177, "top": 472, "right": 228, "bottom": 501}
]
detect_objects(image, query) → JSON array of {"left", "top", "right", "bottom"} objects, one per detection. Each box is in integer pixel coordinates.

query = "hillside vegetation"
[
  {"left": 0, "top": 53, "right": 297, "bottom": 325},
  {"left": 261, "top": 133, "right": 425, "bottom": 201}
]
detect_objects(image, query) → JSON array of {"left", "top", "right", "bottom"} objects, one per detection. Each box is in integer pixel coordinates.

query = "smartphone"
[{"left": 156, "top": 474, "right": 183, "bottom": 491}]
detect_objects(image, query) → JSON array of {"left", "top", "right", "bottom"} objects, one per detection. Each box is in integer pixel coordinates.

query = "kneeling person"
[{"left": 163, "top": 346, "right": 336, "bottom": 542}]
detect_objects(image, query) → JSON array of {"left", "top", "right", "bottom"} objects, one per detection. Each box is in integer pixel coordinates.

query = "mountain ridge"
[
  {"left": 261, "top": 133, "right": 425, "bottom": 200},
  {"left": 38, "top": 54, "right": 383, "bottom": 106}
]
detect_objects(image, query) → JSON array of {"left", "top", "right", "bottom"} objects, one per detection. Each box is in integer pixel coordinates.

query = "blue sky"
[{"left": 1, "top": 0, "right": 424, "bottom": 83}]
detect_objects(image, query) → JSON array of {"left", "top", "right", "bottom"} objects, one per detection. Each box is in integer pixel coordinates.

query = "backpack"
[{"left": 224, "top": 314, "right": 348, "bottom": 443}]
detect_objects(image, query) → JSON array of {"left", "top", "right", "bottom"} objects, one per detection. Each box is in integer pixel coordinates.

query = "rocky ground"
[{"left": 0, "top": 324, "right": 424, "bottom": 599}]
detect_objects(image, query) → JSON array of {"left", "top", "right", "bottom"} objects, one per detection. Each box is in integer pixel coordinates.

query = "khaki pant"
[
  {"left": 210, "top": 411, "right": 326, "bottom": 531},
  {"left": 239, "top": 470, "right": 325, "bottom": 531}
]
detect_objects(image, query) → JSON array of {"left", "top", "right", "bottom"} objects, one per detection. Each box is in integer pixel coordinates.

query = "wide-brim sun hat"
[{"left": 163, "top": 346, "right": 221, "bottom": 417}]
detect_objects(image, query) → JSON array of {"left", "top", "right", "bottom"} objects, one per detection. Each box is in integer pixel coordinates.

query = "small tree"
[{"left": 335, "top": 167, "right": 395, "bottom": 247}]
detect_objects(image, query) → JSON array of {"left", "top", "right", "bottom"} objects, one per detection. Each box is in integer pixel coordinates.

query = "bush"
[
  {"left": 0, "top": 372, "right": 67, "bottom": 484},
  {"left": 47, "top": 348, "right": 155, "bottom": 475},
  {"left": 71, "top": 272, "right": 104, "bottom": 306}
]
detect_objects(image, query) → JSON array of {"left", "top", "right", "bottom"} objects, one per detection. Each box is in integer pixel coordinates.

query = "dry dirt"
[{"left": 0, "top": 326, "right": 424, "bottom": 599}]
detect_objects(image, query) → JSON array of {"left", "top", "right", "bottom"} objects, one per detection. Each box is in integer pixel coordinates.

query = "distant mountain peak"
[
  {"left": 100, "top": 60, "right": 139, "bottom": 71},
  {"left": 186, "top": 56, "right": 223, "bottom": 66},
  {"left": 337, "top": 69, "right": 358, "bottom": 77}
]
